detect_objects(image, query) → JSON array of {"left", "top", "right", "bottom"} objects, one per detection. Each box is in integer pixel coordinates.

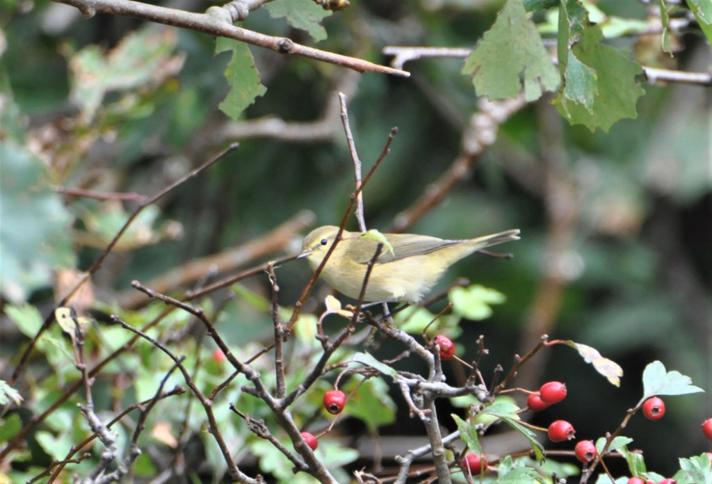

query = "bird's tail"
[{"left": 466, "top": 229, "right": 521, "bottom": 252}]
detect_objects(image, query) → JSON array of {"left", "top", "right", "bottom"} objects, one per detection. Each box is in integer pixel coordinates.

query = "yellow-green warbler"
[{"left": 300, "top": 225, "right": 520, "bottom": 304}]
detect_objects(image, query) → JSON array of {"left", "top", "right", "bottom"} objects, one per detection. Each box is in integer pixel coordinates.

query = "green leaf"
[
  {"left": 553, "top": 25, "right": 645, "bottom": 132},
  {"left": 265, "top": 0, "right": 332, "bottom": 42},
  {"left": 562, "top": 52, "right": 597, "bottom": 111},
  {"left": 657, "top": 0, "right": 673, "bottom": 54},
  {"left": 621, "top": 448, "right": 647, "bottom": 478},
  {"left": 343, "top": 378, "right": 396, "bottom": 431},
  {"left": 482, "top": 396, "right": 519, "bottom": 419},
  {"left": 687, "top": 0, "right": 712, "bottom": 45},
  {"left": 350, "top": 352, "right": 398, "bottom": 378},
  {"left": 523, "top": 0, "right": 558, "bottom": 11},
  {"left": 0, "top": 413, "right": 22, "bottom": 441},
  {"left": 641, "top": 360, "right": 704, "bottom": 400},
  {"left": 490, "top": 413, "right": 545, "bottom": 461},
  {"left": 595, "top": 435, "right": 633, "bottom": 454},
  {"left": 451, "top": 414, "right": 481, "bottom": 454},
  {"left": 0, "top": 380, "right": 22, "bottom": 407},
  {"left": 5, "top": 304, "right": 43, "bottom": 339},
  {"left": 215, "top": 38, "right": 266, "bottom": 121},
  {"left": 496, "top": 455, "right": 543, "bottom": 482},
  {"left": 35, "top": 431, "right": 74, "bottom": 461},
  {"left": 0, "top": 144, "right": 75, "bottom": 302},
  {"left": 462, "top": 0, "right": 559, "bottom": 101},
  {"left": 449, "top": 285, "right": 505, "bottom": 321},
  {"left": 674, "top": 454, "right": 712, "bottom": 484}
]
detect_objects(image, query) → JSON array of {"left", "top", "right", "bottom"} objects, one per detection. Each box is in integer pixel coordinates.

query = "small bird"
[{"left": 300, "top": 225, "right": 520, "bottom": 304}]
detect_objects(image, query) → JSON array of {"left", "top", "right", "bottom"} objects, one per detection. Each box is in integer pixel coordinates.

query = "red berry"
[
  {"left": 323, "top": 390, "right": 347, "bottom": 415},
  {"left": 300, "top": 431, "right": 318, "bottom": 450},
  {"left": 642, "top": 396, "right": 666, "bottom": 421},
  {"left": 547, "top": 420, "right": 575, "bottom": 443},
  {"left": 702, "top": 418, "right": 712, "bottom": 439},
  {"left": 626, "top": 478, "right": 645, "bottom": 484},
  {"left": 212, "top": 348, "right": 226, "bottom": 363},
  {"left": 460, "top": 452, "right": 487, "bottom": 474},
  {"left": 539, "top": 381, "right": 567, "bottom": 405},
  {"left": 574, "top": 440, "right": 597, "bottom": 464},
  {"left": 433, "top": 335, "right": 456, "bottom": 360},
  {"left": 657, "top": 479, "right": 676, "bottom": 484},
  {"left": 527, "top": 393, "right": 550, "bottom": 412}
]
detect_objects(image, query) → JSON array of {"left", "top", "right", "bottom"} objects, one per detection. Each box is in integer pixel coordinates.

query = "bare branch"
[
  {"left": 383, "top": 45, "right": 712, "bottom": 86},
  {"left": 55, "top": 0, "right": 409, "bottom": 77}
]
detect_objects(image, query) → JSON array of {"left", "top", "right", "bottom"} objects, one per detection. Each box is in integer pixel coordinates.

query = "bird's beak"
[{"left": 297, "top": 249, "right": 312, "bottom": 259}]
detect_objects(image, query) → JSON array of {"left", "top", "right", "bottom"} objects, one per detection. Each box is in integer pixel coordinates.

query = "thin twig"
[
  {"left": 338, "top": 92, "right": 367, "bottom": 232},
  {"left": 493, "top": 335, "right": 549, "bottom": 394},
  {"left": 267, "top": 264, "right": 286, "bottom": 399},
  {"left": 54, "top": 186, "right": 147, "bottom": 202}
]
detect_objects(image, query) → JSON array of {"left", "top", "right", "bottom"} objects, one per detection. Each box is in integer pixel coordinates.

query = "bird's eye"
[{"left": 320, "top": 238, "right": 328, "bottom": 246}]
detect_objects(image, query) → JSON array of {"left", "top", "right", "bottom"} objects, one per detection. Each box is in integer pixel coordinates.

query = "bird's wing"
[{"left": 351, "top": 233, "right": 457, "bottom": 264}]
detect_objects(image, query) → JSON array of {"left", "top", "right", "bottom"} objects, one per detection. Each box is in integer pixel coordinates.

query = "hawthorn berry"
[
  {"left": 626, "top": 478, "right": 645, "bottom": 484},
  {"left": 300, "top": 431, "right": 318, "bottom": 450},
  {"left": 642, "top": 396, "right": 666, "bottom": 421},
  {"left": 547, "top": 420, "right": 575, "bottom": 443},
  {"left": 657, "top": 479, "right": 676, "bottom": 484},
  {"left": 212, "top": 348, "right": 226, "bottom": 363},
  {"left": 460, "top": 452, "right": 487, "bottom": 474},
  {"left": 702, "top": 418, "right": 712, "bottom": 439},
  {"left": 323, "top": 390, "right": 347, "bottom": 415},
  {"left": 539, "top": 381, "right": 567, "bottom": 405},
  {"left": 527, "top": 393, "right": 550, "bottom": 412},
  {"left": 574, "top": 440, "right": 597, "bottom": 464},
  {"left": 433, "top": 335, "right": 456, "bottom": 360}
]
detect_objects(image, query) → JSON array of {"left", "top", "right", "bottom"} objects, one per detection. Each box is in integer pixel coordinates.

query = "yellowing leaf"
[
  {"left": 215, "top": 39, "right": 266, "bottom": 121},
  {"left": 567, "top": 341, "right": 623, "bottom": 386},
  {"left": 462, "top": 0, "right": 559, "bottom": 101},
  {"left": 324, "top": 294, "right": 342, "bottom": 313},
  {"left": 151, "top": 421, "right": 178, "bottom": 448}
]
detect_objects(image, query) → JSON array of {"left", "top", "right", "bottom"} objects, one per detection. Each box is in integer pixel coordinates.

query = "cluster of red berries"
[{"left": 527, "top": 380, "right": 567, "bottom": 412}]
